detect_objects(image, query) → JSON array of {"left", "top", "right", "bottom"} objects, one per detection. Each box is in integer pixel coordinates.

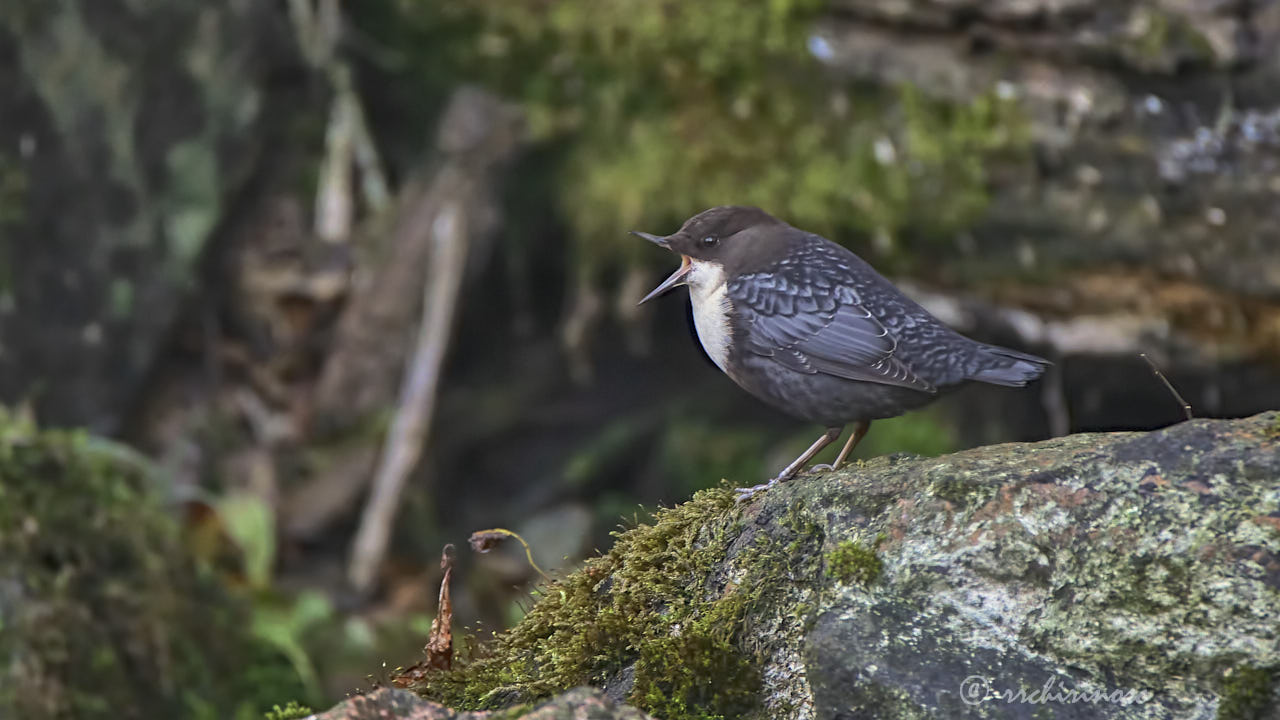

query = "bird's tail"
[{"left": 967, "top": 345, "right": 1051, "bottom": 387}]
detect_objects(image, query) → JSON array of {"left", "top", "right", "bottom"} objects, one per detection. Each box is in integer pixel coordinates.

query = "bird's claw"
[
  {"left": 810, "top": 462, "right": 838, "bottom": 473},
  {"left": 734, "top": 476, "right": 783, "bottom": 503}
]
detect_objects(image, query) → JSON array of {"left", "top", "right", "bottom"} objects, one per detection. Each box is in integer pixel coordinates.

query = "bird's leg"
[
  {"left": 811, "top": 420, "right": 871, "bottom": 473},
  {"left": 735, "top": 426, "right": 843, "bottom": 502}
]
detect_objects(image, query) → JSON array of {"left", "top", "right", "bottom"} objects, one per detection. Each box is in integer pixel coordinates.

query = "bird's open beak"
[
  {"left": 630, "top": 230, "right": 690, "bottom": 305},
  {"left": 638, "top": 254, "right": 691, "bottom": 305}
]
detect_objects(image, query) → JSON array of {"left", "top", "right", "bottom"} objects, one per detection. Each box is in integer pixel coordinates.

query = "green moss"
[
  {"left": 780, "top": 497, "right": 823, "bottom": 556},
  {"left": 0, "top": 410, "right": 304, "bottom": 720},
  {"left": 1216, "top": 666, "right": 1277, "bottom": 720},
  {"left": 410, "top": 487, "right": 771, "bottom": 719},
  {"left": 263, "top": 701, "right": 314, "bottom": 720},
  {"left": 353, "top": 0, "right": 1030, "bottom": 300},
  {"left": 826, "top": 539, "right": 883, "bottom": 587}
]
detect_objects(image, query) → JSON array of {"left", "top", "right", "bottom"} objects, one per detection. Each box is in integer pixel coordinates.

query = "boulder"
[{"left": 384, "top": 411, "right": 1279, "bottom": 719}]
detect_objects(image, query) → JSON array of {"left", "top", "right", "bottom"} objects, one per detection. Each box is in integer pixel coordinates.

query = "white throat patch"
[{"left": 685, "top": 259, "right": 732, "bottom": 373}]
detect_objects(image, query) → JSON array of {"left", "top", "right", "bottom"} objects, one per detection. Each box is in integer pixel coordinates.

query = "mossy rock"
[
  {"left": 381, "top": 411, "right": 1280, "bottom": 719},
  {"left": 0, "top": 413, "right": 303, "bottom": 719},
  {"left": 316, "top": 687, "right": 652, "bottom": 720}
]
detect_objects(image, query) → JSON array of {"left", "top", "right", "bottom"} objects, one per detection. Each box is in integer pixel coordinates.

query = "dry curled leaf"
[
  {"left": 424, "top": 544, "right": 454, "bottom": 670},
  {"left": 392, "top": 544, "right": 454, "bottom": 686}
]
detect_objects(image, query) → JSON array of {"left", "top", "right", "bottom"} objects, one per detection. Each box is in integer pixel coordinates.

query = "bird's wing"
[{"left": 727, "top": 253, "right": 936, "bottom": 393}]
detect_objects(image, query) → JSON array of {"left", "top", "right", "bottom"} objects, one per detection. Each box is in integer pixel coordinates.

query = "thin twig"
[
  {"left": 347, "top": 82, "right": 391, "bottom": 214},
  {"left": 1139, "top": 353, "right": 1193, "bottom": 421},
  {"left": 347, "top": 202, "right": 469, "bottom": 593},
  {"left": 315, "top": 80, "right": 355, "bottom": 243},
  {"left": 292, "top": 1, "right": 390, "bottom": 242}
]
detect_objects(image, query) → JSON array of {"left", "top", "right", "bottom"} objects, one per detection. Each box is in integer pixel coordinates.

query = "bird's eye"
[{"left": 701, "top": 236, "right": 718, "bottom": 247}]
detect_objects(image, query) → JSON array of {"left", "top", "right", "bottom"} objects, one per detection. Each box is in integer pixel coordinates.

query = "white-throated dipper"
[{"left": 633, "top": 206, "right": 1050, "bottom": 498}]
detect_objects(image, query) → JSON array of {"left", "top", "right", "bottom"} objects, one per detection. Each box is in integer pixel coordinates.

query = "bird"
[{"left": 632, "top": 206, "right": 1050, "bottom": 499}]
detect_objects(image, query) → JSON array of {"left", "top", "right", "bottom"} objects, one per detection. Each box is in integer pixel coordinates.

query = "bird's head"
[{"left": 632, "top": 205, "right": 786, "bottom": 304}]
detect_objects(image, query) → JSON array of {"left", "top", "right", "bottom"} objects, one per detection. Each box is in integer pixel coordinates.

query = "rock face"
[
  {"left": 795, "top": 413, "right": 1280, "bottom": 719},
  {"left": 814, "top": 0, "right": 1280, "bottom": 429},
  {"left": 385, "top": 411, "right": 1280, "bottom": 720},
  {"left": 817, "top": 0, "right": 1280, "bottom": 303},
  {"left": 314, "top": 687, "right": 653, "bottom": 720},
  {"left": 0, "top": 2, "right": 292, "bottom": 432}
]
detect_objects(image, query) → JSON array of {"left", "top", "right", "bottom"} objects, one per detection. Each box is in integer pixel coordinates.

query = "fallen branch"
[
  {"left": 346, "top": 194, "right": 470, "bottom": 593},
  {"left": 342, "top": 88, "right": 524, "bottom": 593}
]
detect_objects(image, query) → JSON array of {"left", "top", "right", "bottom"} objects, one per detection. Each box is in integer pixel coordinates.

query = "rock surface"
[
  {"left": 313, "top": 687, "right": 652, "bottom": 720},
  {"left": 813, "top": 0, "right": 1280, "bottom": 426},
  {"left": 0, "top": 1, "right": 293, "bottom": 432},
  {"left": 817, "top": 0, "right": 1280, "bottom": 303},
  {"left": 380, "top": 411, "right": 1279, "bottom": 719}
]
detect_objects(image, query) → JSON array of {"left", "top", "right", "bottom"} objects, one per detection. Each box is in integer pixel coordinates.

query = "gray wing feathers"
[{"left": 730, "top": 273, "right": 936, "bottom": 393}]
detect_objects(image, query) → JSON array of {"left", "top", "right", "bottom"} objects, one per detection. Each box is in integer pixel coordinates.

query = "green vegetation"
[
  {"left": 826, "top": 539, "right": 883, "bottom": 586},
  {"left": 0, "top": 410, "right": 304, "bottom": 720},
  {"left": 409, "top": 487, "right": 794, "bottom": 719},
  {"left": 354, "top": 0, "right": 1029, "bottom": 291},
  {"left": 263, "top": 701, "right": 314, "bottom": 720}
]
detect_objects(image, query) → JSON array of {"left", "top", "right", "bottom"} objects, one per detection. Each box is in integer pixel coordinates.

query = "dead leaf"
[
  {"left": 424, "top": 544, "right": 455, "bottom": 671},
  {"left": 392, "top": 544, "right": 454, "bottom": 686}
]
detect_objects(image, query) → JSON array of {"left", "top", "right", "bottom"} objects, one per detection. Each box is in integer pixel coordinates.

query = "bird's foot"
[
  {"left": 810, "top": 462, "right": 841, "bottom": 473},
  {"left": 734, "top": 475, "right": 784, "bottom": 503}
]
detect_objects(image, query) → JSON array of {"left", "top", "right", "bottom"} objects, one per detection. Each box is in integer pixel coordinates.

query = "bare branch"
[
  {"left": 347, "top": 199, "right": 469, "bottom": 592},
  {"left": 1140, "top": 353, "right": 1194, "bottom": 421}
]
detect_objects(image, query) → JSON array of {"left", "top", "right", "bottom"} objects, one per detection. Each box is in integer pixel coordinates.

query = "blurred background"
[{"left": 3, "top": 0, "right": 1280, "bottom": 716}]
